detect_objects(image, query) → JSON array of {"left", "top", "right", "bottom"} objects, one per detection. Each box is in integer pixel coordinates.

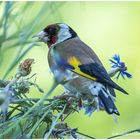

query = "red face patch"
[
  {"left": 51, "top": 36, "right": 57, "bottom": 44},
  {"left": 43, "top": 24, "right": 60, "bottom": 47},
  {"left": 47, "top": 35, "right": 58, "bottom": 48}
]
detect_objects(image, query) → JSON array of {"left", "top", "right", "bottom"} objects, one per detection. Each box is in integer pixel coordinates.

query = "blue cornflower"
[
  {"left": 83, "top": 106, "right": 96, "bottom": 116},
  {"left": 109, "top": 54, "right": 132, "bottom": 80}
]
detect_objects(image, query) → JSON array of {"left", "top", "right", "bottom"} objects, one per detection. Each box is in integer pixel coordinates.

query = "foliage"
[
  {"left": 0, "top": 57, "right": 134, "bottom": 138},
  {"left": 0, "top": 1, "right": 64, "bottom": 79},
  {"left": 0, "top": 58, "right": 80, "bottom": 138}
]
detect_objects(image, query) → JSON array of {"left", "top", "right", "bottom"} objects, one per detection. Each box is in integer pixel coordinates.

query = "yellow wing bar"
[{"left": 68, "top": 56, "right": 97, "bottom": 81}]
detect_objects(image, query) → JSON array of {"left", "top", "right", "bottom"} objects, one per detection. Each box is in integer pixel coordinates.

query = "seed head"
[{"left": 17, "top": 58, "right": 34, "bottom": 77}]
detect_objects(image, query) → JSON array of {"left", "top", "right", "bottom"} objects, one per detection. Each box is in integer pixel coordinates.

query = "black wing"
[{"left": 79, "top": 63, "right": 128, "bottom": 94}]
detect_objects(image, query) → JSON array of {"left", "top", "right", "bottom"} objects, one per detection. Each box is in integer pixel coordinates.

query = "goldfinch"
[{"left": 34, "top": 23, "right": 128, "bottom": 116}]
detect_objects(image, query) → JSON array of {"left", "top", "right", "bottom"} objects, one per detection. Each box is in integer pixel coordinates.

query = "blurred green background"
[{"left": 0, "top": 1, "right": 140, "bottom": 138}]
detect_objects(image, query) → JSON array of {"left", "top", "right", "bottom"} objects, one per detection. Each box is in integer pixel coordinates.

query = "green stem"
[
  {"left": 11, "top": 98, "right": 53, "bottom": 104},
  {"left": 107, "top": 128, "right": 140, "bottom": 139},
  {"left": 44, "top": 104, "right": 66, "bottom": 139},
  {"left": 108, "top": 67, "right": 120, "bottom": 78},
  {"left": 76, "top": 131, "right": 96, "bottom": 139},
  {"left": 0, "top": 81, "right": 58, "bottom": 138},
  {"left": 27, "top": 108, "right": 50, "bottom": 138}
]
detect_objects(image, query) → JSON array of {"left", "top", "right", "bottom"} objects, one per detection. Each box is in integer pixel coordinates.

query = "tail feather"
[
  {"left": 98, "top": 90, "right": 120, "bottom": 116},
  {"left": 112, "top": 114, "right": 119, "bottom": 124},
  {"left": 107, "top": 86, "right": 116, "bottom": 97}
]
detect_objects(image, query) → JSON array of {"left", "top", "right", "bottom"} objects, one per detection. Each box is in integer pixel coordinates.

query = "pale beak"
[{"left": 32, "top": 31, "right": 49, "bottom": 43}]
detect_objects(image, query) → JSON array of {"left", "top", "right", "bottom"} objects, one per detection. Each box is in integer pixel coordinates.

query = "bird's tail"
[{"left": 98, "top": 89, "right": 120, "bottom": 116}]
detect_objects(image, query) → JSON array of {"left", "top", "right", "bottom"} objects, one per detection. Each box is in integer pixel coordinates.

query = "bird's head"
[{"left": 33, "top": 23, "right": 77, "bottom": 48}]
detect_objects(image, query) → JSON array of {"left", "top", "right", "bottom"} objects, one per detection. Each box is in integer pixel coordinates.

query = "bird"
[{"left": 33, "top": 23, "right": 128, "bottom": 117}]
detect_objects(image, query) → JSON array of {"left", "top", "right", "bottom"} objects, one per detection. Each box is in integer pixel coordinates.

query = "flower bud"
[{"left": 17, "top": 58, "right": 34, "bottom": 77}]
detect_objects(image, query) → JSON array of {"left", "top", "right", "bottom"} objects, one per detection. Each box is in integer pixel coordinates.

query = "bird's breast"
[{"left": 48, "top": 47, "right": 76, "bottom": 83}]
